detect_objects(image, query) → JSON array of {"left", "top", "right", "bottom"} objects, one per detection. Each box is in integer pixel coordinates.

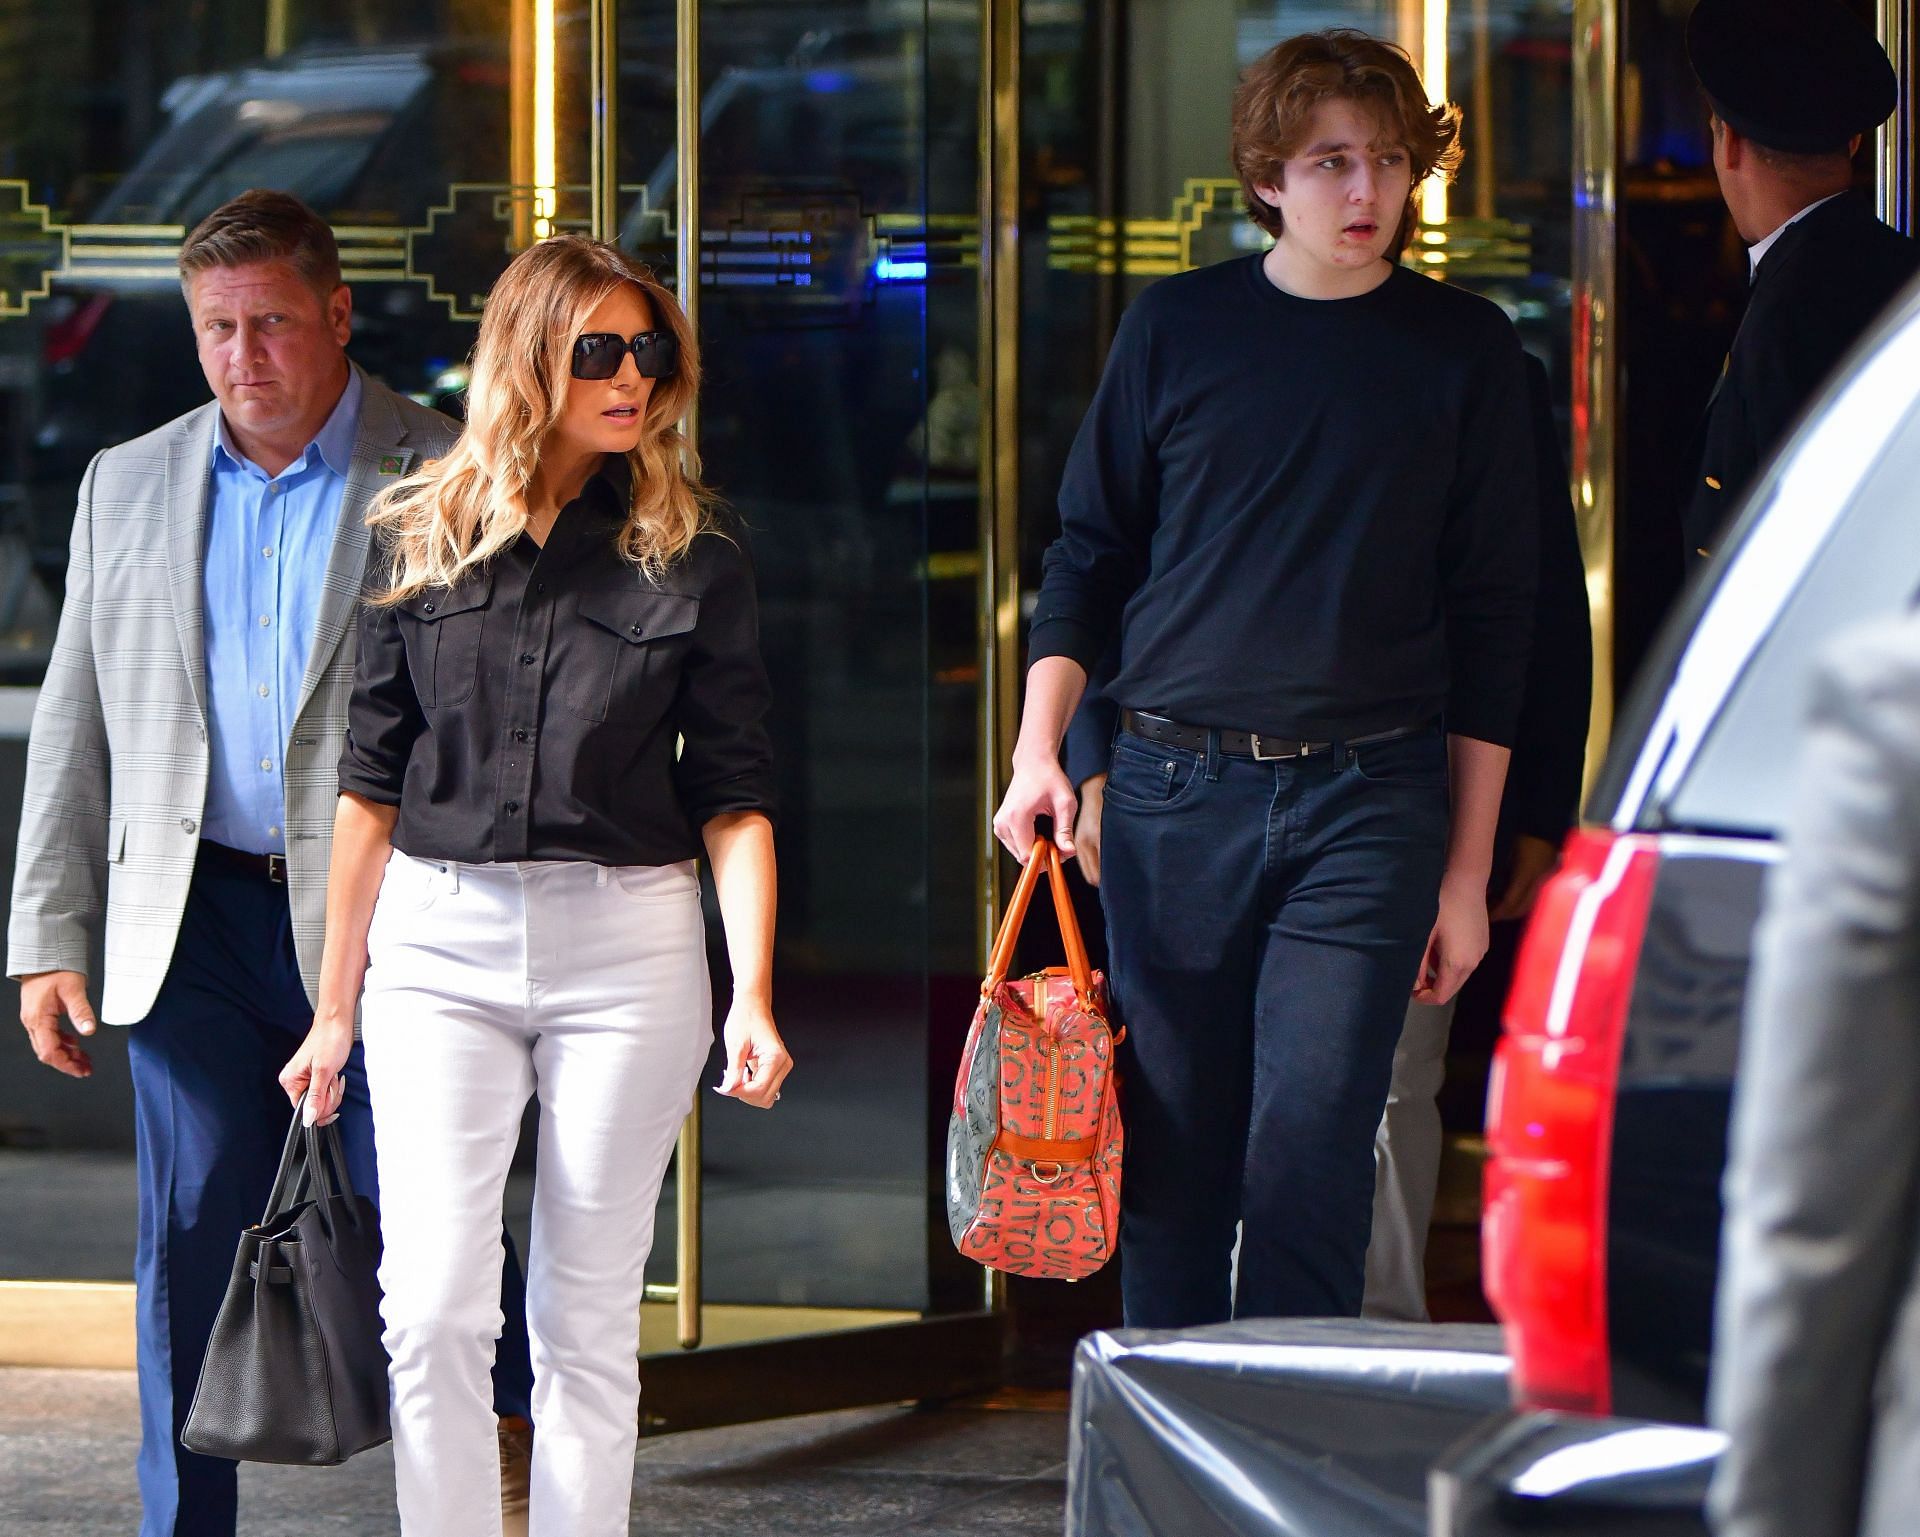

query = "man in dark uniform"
[{"left": 1684, "top": 0, "right": 1919, "bottom": 566}]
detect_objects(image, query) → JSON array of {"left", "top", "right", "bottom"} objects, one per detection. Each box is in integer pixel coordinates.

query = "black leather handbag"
[{"left": 181, "top": 1101, "right": 391, "bottom": 1465}]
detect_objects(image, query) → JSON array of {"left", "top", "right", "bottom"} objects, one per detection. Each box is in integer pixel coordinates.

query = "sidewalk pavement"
[{"left": 0, "top": 1369, "right": 1068, "bottom": 1536}]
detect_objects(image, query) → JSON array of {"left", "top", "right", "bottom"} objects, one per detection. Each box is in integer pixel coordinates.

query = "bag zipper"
[{"left": 1044, "top": 1026, "right": 1062, "bottom": 1141}]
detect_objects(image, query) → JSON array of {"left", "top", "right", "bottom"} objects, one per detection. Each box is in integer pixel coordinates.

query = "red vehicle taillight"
[{"left": 1483, "top": 828, "right": 1660, "bottom": 1416}]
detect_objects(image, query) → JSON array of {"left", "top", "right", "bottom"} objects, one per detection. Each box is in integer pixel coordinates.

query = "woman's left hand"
[
  {"left": 715, "top": 999, "right": 791, "bottom": 1110},
  {"left": 280, "top": 1019, "right": 356, "bottom": 1126}
]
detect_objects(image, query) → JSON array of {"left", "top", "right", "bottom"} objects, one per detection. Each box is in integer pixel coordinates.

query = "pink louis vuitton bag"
[{"left": 946, "top": 841, "right": 1123, "bottom": 1281}]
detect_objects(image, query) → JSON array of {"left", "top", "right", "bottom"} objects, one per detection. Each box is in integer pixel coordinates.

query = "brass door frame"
[
  {"left": 977, "top": 0, "right": 1024, "bottom": 1321},
  {"left": 1881, "top": 0, "right": 1912, "bottom": 234},
  {"left": 978, "top": 0, "right": 1022, "bottom": 970},
  {"left": 625, "top": 0, "right": 707, "bottom": 1356},
  {"left": 1574, "top": 0, "right": 1619, "bottom": 783}
]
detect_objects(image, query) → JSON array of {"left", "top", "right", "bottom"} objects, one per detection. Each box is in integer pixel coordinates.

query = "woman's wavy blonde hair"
[{"left": 369, "top": 235, "right": 708, "bottom": 602}]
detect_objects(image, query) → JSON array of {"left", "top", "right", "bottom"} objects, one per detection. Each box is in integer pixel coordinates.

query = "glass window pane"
[
  {"left": 0, "top": 0, "right": 590, "bottom": 1277},
  {"left": 615, "top": 0, "right": 982, "bottom": 1319}
]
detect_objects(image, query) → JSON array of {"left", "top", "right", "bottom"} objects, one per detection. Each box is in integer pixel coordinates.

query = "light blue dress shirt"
[{"left": 201, "top": 367, "right": 363, "bottom": 855}]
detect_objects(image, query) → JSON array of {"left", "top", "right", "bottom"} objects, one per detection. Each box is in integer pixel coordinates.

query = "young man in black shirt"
[{"left": 994, "top": 29, "right": 1535, "bottom": 1327}]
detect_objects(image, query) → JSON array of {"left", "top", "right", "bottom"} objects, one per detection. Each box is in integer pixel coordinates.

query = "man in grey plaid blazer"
[{"left": 7, "top": 192, "right": 533, "bottom": 1537}]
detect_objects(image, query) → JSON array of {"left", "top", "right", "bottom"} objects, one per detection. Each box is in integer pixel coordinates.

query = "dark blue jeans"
[
  {"left": 126, "top": 857, "right": 535, "bottom": 1537},
  {"left": 1100, "top": 725, "right": 1451, "bottom": 1327}
]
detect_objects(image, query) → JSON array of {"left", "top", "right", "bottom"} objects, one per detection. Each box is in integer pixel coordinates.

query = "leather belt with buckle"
[
  {"left": 199, "top": 840, "right": 288, "bottom": 884},
  {"left": 1119, "top": 709, "right": 1432, "bottom": 761}
]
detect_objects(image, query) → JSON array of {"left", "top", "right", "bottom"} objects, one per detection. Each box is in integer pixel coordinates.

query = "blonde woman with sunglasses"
[{"left": 279, "top": 234, "right": 788, "bottom": 1537}]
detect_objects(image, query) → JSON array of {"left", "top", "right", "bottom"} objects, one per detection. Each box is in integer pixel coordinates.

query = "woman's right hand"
[
  {"left": 280, "top": 1019, "right": 355, "bottom": 1126},
  {"left": 993, "top": 755, "right": 1079, "bottom": 862}
]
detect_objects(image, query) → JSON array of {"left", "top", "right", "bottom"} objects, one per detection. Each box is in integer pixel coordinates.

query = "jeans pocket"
[
  {"left": 610, "top": 861, "right": 701, "bottom": 902},
  {"left": 377, "top": 852, "right": 453, "bottom": 914},
  {"left": 1348, "top": 732, "right": 1449, "bottom": 789},
  {"left": 1103, "top": 738, "right": 1202, "bottom": 811}
]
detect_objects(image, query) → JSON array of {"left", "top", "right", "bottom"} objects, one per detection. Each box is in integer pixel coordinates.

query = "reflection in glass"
[
  {"left": 0, "top": 0, "right": 590, "bottom": 1280},
  {"left": 614, "top": 0, "right": 983, "bottom": 1317}
]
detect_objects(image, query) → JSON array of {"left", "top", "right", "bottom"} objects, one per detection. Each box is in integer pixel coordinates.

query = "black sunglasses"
[{"left": 571, "top": 330, "right": 679, "bottom": 381}]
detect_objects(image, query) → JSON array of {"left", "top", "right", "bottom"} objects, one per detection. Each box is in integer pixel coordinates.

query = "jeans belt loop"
[{"left": 1203, "top": 727, "right": 1223, "bottom": 781}]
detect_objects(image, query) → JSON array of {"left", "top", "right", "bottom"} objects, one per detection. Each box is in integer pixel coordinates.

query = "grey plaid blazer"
[{"left": 6, "top": 367, "right": 456, "bottom": 1025}]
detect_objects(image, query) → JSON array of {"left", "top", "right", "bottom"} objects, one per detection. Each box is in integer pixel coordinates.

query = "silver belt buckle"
[
  {"left": 265, "top": 853, "right": 287, "bottom": 884},
  {"left": 1249, "top": 734, "right": 1303, "bottom": 761}
]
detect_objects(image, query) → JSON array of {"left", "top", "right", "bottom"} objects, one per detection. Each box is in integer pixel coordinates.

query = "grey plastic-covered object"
[{"left": 1066, "top": 1319, "right": 1512, "bottom": 1537}]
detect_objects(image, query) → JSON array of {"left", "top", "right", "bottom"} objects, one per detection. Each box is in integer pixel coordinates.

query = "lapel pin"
[{"left": 379, "top": 455, "right": 406, "bottom": 476}]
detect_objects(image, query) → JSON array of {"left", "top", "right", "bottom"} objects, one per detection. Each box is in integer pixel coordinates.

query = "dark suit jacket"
[
  {"left": 1685, "top": 192, "right": 1920, "bottom": 564},
  {"left": 1062, "top": 352, "right": 1591, "bottom": 851}
]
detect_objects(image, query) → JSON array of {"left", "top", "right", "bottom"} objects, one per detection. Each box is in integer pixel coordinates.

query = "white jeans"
[
  {"left": 1362, "top": 996, "right": 1457, "bottom": 1322},
  {"left": 361, "top": 853, "right": 712, "bottom": 1537}
]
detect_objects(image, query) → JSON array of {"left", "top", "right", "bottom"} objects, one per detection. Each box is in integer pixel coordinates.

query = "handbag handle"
[
  {"left": 259, "top": 1104, "right": 310, "bottom": 1226},
  {"left": 258, "top": 1099, "right": 365, "bottom": 1227},
  {"left": 981, "top": 840, "right": 1096, "bottom": 1007}
]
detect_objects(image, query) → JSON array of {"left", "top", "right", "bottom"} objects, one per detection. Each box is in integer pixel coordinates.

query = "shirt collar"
[
  {"left": 211, "top": 364, "right": 363, "bottom": 479},
  {"left": 591, "top": 452, "right": 632, "bottom": 516},
  {"left": 523, "top": 457, "right": 632, "bottom": 570},
  {"left": 1748, "top": 191, "right": 1848, "bottom": 278}
]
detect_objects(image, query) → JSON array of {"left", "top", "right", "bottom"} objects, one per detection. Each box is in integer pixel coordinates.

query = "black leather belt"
[
  {"left": 1119, "top": 709, "right": 1433, "bottom": 761},
  {"left": 199, "top": 840, "right": 288, "bottom": 884}
]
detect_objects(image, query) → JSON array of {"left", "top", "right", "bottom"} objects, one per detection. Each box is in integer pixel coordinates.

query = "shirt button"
[
  {"left": 267, "top": 483, "right": 279, "bottom": 496},
  {"left": 262, "top": 546, "right": 275, "bottom": 558},
  {"left": 513, "top": 729, "right": 529, "bottom": 743},
  {"left": 520, "top": 653, "right": 535, "bottom": 666},
  {"left": 422, "top": 602, "right": 436, "bottom": 614},
  {"left": 629, "top": 623, "right": 644, "bottom": 637},
  {"left": 180, "top": 817, "right": 197, "bottom": 834},
  {"left": 257, "top": 684, "right": 269, "bottom": 698},
  {"left": 504, "top": 800, "right": 520, "bottom": 815},
  {"left": 259, "top": 757, "right": 272, "bottom": 772},
  {"left": 259, "top": 615, "right": 271, "bottom": 627},
  {"left": 268, "top": 825, "right": 280, "bottom": 838}
]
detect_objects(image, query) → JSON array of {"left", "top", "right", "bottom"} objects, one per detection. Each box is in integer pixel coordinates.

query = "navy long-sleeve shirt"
[{"left": 1029, "top": 256, "right": 1536, "bottom": 747}]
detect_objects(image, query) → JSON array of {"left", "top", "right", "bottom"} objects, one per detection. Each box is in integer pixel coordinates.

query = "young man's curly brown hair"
[{"left": 1231, "top": 29, "right": 1463, "bottom": 257}]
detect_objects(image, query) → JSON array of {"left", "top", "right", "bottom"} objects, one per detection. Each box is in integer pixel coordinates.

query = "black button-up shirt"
[{"left": 340, "top": 461, "right": 776, "bottom": 865}]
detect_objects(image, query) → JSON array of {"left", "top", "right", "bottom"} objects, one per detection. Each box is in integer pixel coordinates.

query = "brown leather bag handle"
[{"left": 982, "top": 841, "right": 1096, "bottom": 1006}]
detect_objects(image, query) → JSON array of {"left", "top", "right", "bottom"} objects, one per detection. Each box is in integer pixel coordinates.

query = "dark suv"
[{"left": 1433, "top": 270, "right": 1920, "bottom": 1532}]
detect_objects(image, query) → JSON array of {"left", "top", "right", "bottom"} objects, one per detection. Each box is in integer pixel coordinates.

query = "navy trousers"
[
  {"left": 1099, "top": 724, "right": 1451, "bottom": 1327},
  {"left": 126, "top": 856, "right": 536, "bottom": 1537}
]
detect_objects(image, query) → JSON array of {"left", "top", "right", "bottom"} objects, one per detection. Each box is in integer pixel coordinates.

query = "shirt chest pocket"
[
  {"left": 566, "top": 586, "right": 702, "bottom": 725},
  {"left": 397, "top": 571, "right": 493, "bottom": 709}
]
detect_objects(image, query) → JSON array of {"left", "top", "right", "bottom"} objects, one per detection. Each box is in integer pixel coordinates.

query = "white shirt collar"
[{"left": 1748, "top": 192, "right": 1848, "bottom": 278}]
